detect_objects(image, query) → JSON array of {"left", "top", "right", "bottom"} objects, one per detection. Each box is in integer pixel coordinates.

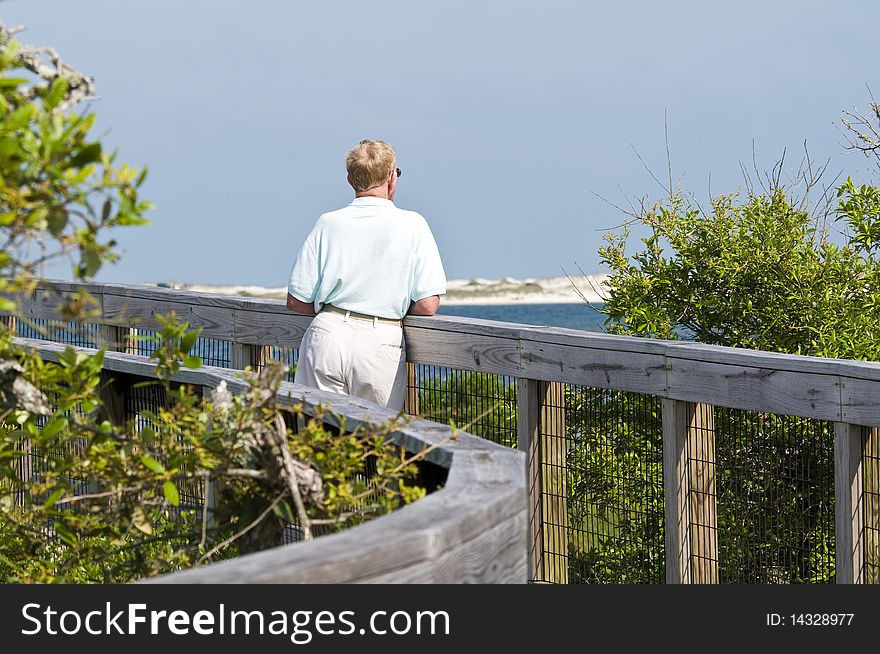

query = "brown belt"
[{"left": 322, "top": 304, "right": 402, "bottom": 326}]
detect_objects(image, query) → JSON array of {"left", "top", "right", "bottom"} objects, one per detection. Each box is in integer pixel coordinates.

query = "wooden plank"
[
  {"left": 865, "top": 428, "right": 880, "bottom": 584},
  {"left": 540, "top": 381, "right": 568, "bottom": 584},
  {"left": 28, "top": 287, "right": 80, "bottom": 321},
  {"left": 404, "top": 313, "right": 533, "bottom": 339},
  {"left": 103, "top": 295, "right": 236, "bottom": 338},
  {"left": 840, "top": 385, "right": 880, "bottom": 427},
  {"left": 516, "top": 378, "right": 544, "bottom": 581},
  {"left": 687, "top": 402, "right": 718, "bottom": 584},
  {"left": 515, "top": 322, "right": 880, "bottom": 383},
  {"left": 835, "top": 423, "right": 865, "bottom": 584},
  {"left": 521, "top": 341, "right": 852, "bottom": 423},
  {"left": 662, "top": 399, "right": 691, "bottom": 584},
  {"left": 404, "top": 328, "right": 521, "bottom": 376},
  {"left": 233, "top": 308, "right": 311, "bottom": 348},
  {"left": 362, "top": 508, "right": 528, "bottom": 583},
  {"left": 405, "top": 363, "right": 420, "bottom": 416},
  {"left": 666, "top": 360, "right": 842, "bottom": 423},
  {"left": 520, "top": 341, "right": 668, "bottom": 395}
]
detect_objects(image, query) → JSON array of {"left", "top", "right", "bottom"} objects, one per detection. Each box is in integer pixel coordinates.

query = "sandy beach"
[{"left": 169, "top": 274, "right": 609, "bottom": 305}]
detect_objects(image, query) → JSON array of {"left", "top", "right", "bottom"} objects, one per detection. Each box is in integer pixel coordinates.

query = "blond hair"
[{"left": 346, "top": 139, "right": 396, "bottom": 192}]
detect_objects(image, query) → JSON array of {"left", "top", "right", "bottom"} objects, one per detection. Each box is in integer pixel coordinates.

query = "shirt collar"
[{"left": 350, "top": 197, "right": 395, "bottom": 207}]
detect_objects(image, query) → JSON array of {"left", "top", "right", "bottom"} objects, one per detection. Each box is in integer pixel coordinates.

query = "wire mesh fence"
[
  {"left": 562, "top": 386, "right": 665, "bottom": 584},
  {"left": 711, "top": 408, "right": 835, "bottom": 583},
  {"left": 16, "top": 318, "right": 100, "bottom": 348},
  {"left": 404, "top": 367, "right": 665, "bottom": 583},
  {"left": 405, "top": 364, "right": 517, "bottom": 448},
  {"left": 191, "top": 337, "right": 231, "bottom": 368},
  {"left": 406, "top": 368, "right": 851, "bottom": 584}
]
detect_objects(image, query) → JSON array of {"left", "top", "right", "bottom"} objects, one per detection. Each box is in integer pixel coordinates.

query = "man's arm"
[
  {"left": 407, "top": 295, "right": 440, "bottom": 316},
  {"left": 287, "top": 293, "right": 316, "bottom": 315}
]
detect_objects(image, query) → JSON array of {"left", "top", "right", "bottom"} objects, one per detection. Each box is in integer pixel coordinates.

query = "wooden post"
[
  {"left": 662, "top": 399, "right": 691, "bottom": 583},
  {"left": 865, "top": 428, "right": 880, "bottom": 584},
  {"left": 98, "top": 371, "right": 128, "bottom": 427},
  {"left": 517, "top": 378, "right": 543, "bottom": 581},
  {"left": 98, "top": 324, "right": 129, "bottom": 353},
  {"left": 201, "top": 386, "right": 218, "bottom": 528},
  {"left": 1, "top": 313, "right": 16, "bottom": 335},
  {"left": 662, "top": 400, "right": 718, "bottom": 583},
  {"left": 97, "top": 325, "right": 130, "bottom": 428},
  {"left": 231, "top": 343, "right": 271, "bottom": 370},
  {"left": 834, "top": 422, "right": 865, "bottom": 584},
  {"left": 517, "top": 379, "right": 568, "bottom": 583},
  {"left": 405, "top": 362, "right": 420, "bottom": 416},
  {"left": 14, "top": 428, "right": 32, "bottom": 507},
  {"left": 541, "top": 381, "right": 568, "bottom": 584}
]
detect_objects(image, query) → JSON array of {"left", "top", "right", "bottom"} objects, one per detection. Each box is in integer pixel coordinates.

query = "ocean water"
[{"left": 438, "top": 303, "right": 607, "bottom": 333}]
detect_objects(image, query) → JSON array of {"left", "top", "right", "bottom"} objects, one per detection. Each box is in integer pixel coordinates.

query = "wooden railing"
[
  {"left": 9, "top": 279, "right": 880, "bottom": 583},
  {"left": 20, "top": 338, "right": 527, "bottom": 584}
]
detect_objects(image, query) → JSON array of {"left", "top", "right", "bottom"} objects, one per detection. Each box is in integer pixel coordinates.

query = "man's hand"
[
  {"left": 407, "top": 295, "right": 440, "bottom": 316},
  {"left": 287, "top": 293, "right": 316, "bottom": 315}
]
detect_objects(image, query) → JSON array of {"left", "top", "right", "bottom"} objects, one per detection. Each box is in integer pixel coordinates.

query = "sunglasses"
[{"left": 395, "top": 167, "right": 402, "bottom": 178}]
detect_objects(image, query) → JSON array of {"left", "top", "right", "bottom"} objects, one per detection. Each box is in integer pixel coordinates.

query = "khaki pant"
[{"left": 294, "top": 311, "right": 406, "bottom": 411}]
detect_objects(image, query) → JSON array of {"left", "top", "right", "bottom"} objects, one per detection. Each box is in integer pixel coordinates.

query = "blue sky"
[{"left": 4, "top": 0, "right": 879, "bottom": 285}]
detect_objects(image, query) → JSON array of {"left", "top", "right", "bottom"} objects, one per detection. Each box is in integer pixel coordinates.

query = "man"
[{"left": 286, "top": 139, "right": 446, "bottom": 411}]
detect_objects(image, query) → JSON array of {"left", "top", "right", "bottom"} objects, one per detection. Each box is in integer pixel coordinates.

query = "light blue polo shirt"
[{"left": 288, "top": 197, "right": 447, "bottom": 320}]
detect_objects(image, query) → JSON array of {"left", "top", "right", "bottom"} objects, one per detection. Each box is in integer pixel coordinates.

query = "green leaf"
[
  {"left": 0, "top": 77, "right": 29, "bottom": 88},
  {"left": 80, "top": 249, "right": 102, "bottom": 279},
  {"left": 140, "top": 455, "right": 165, "bottom": 473},
  {"left": 162, "top": 481, "right": 180, "bottom": 507},
  {"left": 40, "top": 417, "right": 69, "bottom": 440},
  {"left": 88, "top": 349, "right": 105, "bottom": 374},
  {"left": 182, "top": 355, "right": 202, "bottom": 369},
  {"left": 0, "top": 137, "right": 20, "bottom": 156},
  {"left": 180, "top": 329, "right": 200, "bottom": 354},
  {"left": 273, "top": 501, "right": 297, "bottom": 524},
  {"left": 131, "top": 506, "right": 153, "bottom": 535},
  {"left": 67, "top": 142, "right": 102, "bottom": 168},
  {"left": 0, "top": 105, "right": 35, "bottom": 132},
  {"left": 47, "top": 208, "right": 69, "bottom": 236},
  {"left": 45, "top": 76, "right": 69, "bottom": 109},
  {"left": 43, "top": 488, "right": 65, "bottom": 508},
  {"left": 54, "top": 521, "right": 78, "bottom": 547}
]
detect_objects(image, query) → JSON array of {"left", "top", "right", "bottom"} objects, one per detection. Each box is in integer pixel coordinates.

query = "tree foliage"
[
  {"left": 584, "top": 168, "right": 880, "bottom": 583},
  {"left": 599, "top": 182, "right": 880, "bottom": 359}
]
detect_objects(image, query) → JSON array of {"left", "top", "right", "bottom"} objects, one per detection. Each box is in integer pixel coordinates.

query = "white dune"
[{"left": 150, "top": 274, "right": 609, "bottom": 306}]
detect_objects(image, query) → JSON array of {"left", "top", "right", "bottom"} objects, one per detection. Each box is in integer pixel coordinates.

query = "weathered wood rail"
[
  {"left": 20, "top": 338, "right": 527, "bottom": 583},
  {"left": 9, "top": 279, "right": 880, "bottom": 583}
]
